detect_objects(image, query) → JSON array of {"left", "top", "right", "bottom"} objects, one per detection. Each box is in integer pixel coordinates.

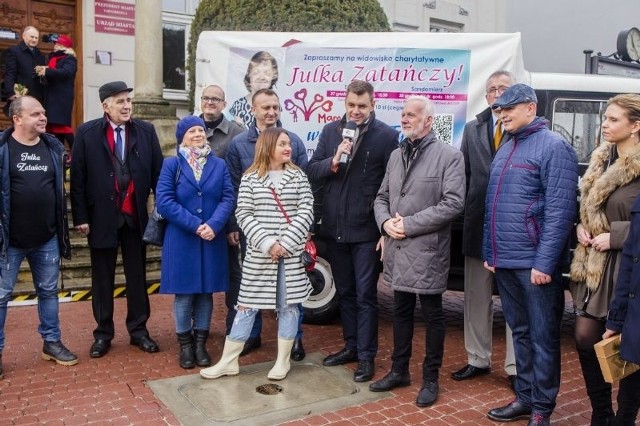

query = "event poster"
[{"left": 225, "top": 46, "right": 470, "bottom": 154}]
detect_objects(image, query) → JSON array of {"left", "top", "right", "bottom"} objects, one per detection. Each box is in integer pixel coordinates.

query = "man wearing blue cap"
[
  {"left": 70, "top": 81, "right": 164, "bottom": 358},
  {"left": 482, "top": 84, "right": 578, "bottom": 426}
]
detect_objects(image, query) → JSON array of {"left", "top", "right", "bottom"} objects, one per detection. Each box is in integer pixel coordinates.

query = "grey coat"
[
  {"left": 374, "top": 130, "right": 465, "bottom": 294},
  {"left": 460, "top": 107, "right": 506, "bottom": 259}
]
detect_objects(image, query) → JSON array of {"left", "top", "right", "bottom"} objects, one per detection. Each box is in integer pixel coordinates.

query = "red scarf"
[{"left": 105, "top": 123, "right": 136, "bottom": 216}]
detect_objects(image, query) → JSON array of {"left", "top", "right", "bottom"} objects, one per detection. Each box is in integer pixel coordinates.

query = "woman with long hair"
[
  {"left": 201, "top": 127, "right": 313, "bottom": 381},
  {"left": 569, "top": 93, "right": 640, "bottom": 425}
]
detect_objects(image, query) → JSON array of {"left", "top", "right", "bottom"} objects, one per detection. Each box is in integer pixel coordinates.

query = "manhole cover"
[{"left": 256, "top": 383, "right": 283, "bottom": 395}]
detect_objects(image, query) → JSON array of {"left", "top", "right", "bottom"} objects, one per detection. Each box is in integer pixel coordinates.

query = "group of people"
[
  {"left": 0, "top": 47, "right": 638, "bottom": 425},
  {"left": 3, "top": 26, "right": 77, "bottom": 160}
]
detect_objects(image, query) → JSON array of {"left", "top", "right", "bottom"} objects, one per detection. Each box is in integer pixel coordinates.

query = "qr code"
[{"left": 433, "top": 114, "right": 453, "bottom": 145}]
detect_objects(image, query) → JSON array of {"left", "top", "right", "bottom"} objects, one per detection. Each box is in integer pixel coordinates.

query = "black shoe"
[
  {"left": 130, "top": 335, "right": 159, "bottom": 353},
  {"left": 528, "top": 412, "right": 550, "bottom": 426},
  {"left": 240, "top": 336, "right": 261, "bottom": 357},
  {"left": 487, "top": 400, "right": 532, "bottom": 422},
  {"left": 291, "top": 338, "right": 305, "bottom": 361},
  {"left": 451, "top": 364, "right": 491, "bottom": 381},
  {"left": 354, "top": 360, "right": 375, "bottom": 382},
  {"left": 322, "top": 348, "right": 358, "bottom": 366},
  {"left": 90, "top": 339, "right": 111, "bottom": 358},
  {"left": 42, "top": 341, "right": 78, "bottom": 366},
  {"left": 177, "top": 332, "right": 195, "bottom": 369},
  {"left": 369, "top": 371, "right": 411, "bottom": 392},
  {"left": 193, "top": 329, "right": 211, "bottom": 367},
  {"left": 416, "top": 380, "right": 439, "bottom": 407},
  {"left": 508, "top": 375, "right": 517, "bottom": 392}
]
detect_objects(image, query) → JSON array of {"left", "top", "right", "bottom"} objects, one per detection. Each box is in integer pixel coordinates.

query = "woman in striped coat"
[{"left": 201, "top": 127, "right": 313, "bottom": 381}]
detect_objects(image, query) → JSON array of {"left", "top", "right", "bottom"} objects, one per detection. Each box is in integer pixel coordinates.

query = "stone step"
[
  {"left": 11, "top": 270, "right": 162, "bottom": 297},
  {"left": 9, "top": 270, "right": 160, "bottom": 304}
]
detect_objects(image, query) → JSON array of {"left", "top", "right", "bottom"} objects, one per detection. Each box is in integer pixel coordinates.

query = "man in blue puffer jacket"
[{"left": 482, "top": 84, "right": 578, "bottom": 426}]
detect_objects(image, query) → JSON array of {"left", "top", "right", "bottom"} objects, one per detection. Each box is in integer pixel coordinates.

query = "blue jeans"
[
  {"left": 495, "top": 268, "right": 564, "bottom": 416},
  {"left": 173, "top": 293, "right": 213, "bottom": 333},
  {"left": 229, "top": 304, "right": 299, "bottom": 341},
  {"left": 0, "top": 236, "right": 61, "bottom": 351}
]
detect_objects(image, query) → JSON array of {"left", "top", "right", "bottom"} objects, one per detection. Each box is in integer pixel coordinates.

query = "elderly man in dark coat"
[
  {"left": 70, "top": 81, "right": 164, "bottom": 359},
  {"left": 2, "top": 26, "right": 45, "bottom": 105},
  {"left": 371, "top": 96, "right": 465, "bottom": 408}
]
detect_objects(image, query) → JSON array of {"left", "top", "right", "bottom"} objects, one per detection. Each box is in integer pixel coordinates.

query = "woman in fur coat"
[{"left": 569, "top": 94, "right": 640, "bottom": 425}]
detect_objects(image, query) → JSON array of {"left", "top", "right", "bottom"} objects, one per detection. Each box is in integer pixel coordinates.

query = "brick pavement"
[{"left": 0, "top": 289, "right": 599, "bottom": 425}]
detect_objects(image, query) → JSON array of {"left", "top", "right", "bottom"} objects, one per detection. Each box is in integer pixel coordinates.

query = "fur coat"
[{"left": 570, "top": 142, "right": 640, "bottom": 290}]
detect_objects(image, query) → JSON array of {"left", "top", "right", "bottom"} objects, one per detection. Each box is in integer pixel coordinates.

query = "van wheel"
[{"left": 302, "top": 256, "right": 339, "bottom": 324}]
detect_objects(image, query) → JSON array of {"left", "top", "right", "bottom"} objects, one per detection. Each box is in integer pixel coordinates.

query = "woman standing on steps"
[
  {"left": 200, "top": 127, "right": 313, "bottom": 381},
  {"left": 569, "top": 94, "right": 640, "bottom": 425},
  {"left": 156, "top": 115, "right": 234, "bottom": 369}
]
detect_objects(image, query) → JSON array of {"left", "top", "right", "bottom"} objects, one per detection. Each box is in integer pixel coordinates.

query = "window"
[
  {"left": 429, "top": 18, "right": 463, "bottom": 33},
  {"left": 162, "top": 23, "right": 186, "bottom": 91},
  {"left": 162, "top": 1, "right": 200, "bottom": 100},
  {"left": 551, "top": 98, "right": 606, "bottom": 163}
]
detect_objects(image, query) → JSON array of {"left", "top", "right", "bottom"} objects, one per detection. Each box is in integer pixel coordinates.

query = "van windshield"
[{"left": 551, "top": 98, "right": 606, "bottom": 163}]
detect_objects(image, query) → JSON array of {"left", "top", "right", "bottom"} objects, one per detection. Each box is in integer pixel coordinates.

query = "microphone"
[{"left": 340, "top": 121, "right": 358, "bottom": 164}]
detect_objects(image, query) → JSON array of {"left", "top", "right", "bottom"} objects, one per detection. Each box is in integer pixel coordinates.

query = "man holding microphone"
[{"left": 307, "top": 80, "right": 399, "bottom": 383}]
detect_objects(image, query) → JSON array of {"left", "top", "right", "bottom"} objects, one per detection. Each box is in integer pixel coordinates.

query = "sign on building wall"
[{"left": 95, "top": 0, "right": 135, "bottom": 36}]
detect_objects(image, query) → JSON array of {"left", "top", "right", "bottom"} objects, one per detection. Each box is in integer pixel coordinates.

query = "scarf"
[{"left": 179, "top": 144, "right": 211, "bottom": 182}]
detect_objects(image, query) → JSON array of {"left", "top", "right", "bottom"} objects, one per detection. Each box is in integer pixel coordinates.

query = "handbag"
[
  {"left": 594, "top": 334, "right": 640, "bottom": 383},
  {"left": 142, "top": 208, "right": 165, "bottom": 246},
  {"left": 143, "top": 163, "right": 181, "bottom": 247},
  {"left": 269, "top": 187, "right": 317, "bottom": 271}
]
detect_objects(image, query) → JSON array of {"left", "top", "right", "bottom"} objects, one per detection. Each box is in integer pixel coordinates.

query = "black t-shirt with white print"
[{"left": 8, "top": 136, "right": 56, "bottom": 249}]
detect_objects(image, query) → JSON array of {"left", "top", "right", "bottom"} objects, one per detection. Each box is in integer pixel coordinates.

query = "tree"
[{"left": 187, "top": 0, "right": 391, "bottom": 107}]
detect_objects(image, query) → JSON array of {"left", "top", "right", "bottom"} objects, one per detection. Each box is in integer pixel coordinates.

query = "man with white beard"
[{"left": 371, "top": 96, "right": 465, "bottom": 408}]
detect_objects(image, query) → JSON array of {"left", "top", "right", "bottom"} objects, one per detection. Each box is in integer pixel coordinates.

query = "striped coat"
[{"left": 236, "top": 166, "right": 314, "bottom": 309}]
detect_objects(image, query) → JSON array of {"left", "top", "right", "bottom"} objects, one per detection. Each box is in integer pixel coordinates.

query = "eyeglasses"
[
  {"left": 487, "top": 86, "right": 509, "bottom": 95},
  {"left": 201, "top": 96, "right": 224, "bottom": 104}
]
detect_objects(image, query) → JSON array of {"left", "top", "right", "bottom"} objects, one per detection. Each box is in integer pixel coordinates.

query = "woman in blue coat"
[
  {"left": 604, "top": 192, "right": 640, "bottom": 425},
  {"left": 156, "top": 115, "right": 235, "bottom": 369}
]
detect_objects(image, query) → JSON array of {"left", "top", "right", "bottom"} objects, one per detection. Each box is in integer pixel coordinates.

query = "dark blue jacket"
[
  {"left": 483, "top": 117, "right": 578, "bottom": 275},
  {"left": 225, "top": 122, "right": 308, "bottom": 232},
  {"left": 606, "top": 193, "right": 640, "bottom": 364},
  {"left": 2, "top": 41, "right": 45, "bottom": 102},
  {"left": 0, "top": 128, "right": 70, "bottom": 258},
  {"left": 307, "top": 114, "right": 399, "bottom": 243}
]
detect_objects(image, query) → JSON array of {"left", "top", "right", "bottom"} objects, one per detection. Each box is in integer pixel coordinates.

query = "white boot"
[
  {"left": 200, "top": 338, "right": 244, "bottom": 379},
  {"left": 267, "top": 338, "right": 295, "bottom": 380}
]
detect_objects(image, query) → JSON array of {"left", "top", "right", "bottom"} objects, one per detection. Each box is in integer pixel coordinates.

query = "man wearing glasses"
[
  {"left": 199, "top": 85, "right": 244, "bottom": 158},
  {"left": 451, "top": 71, "right": 517, "bottom": 389}
]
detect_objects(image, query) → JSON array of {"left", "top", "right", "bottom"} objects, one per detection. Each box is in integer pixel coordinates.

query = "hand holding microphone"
[{"left": 333, "top": 121, "right": 359, "bottom": 166}]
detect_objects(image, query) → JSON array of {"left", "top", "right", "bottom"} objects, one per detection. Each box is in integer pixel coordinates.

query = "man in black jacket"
[
  {"left": 307, "top": 80, "right": 399, "bottom": 383},
  {"left": 0, "top": 96, "right": 77, "bottom": 379},
  {"left": 2, "top": 26, "right": 45, "bottom": 106},
  {"left": 70, "top": 81, "right": 164, "bottom": 358}
]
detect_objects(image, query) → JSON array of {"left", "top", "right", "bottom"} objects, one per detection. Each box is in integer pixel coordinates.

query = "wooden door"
[{"left": 0, "top": 0, "right": 80, "bottom": 131}]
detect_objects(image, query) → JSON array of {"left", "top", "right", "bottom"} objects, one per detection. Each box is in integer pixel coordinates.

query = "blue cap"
[
  {"left": 492, "top": 83, "right": 538, "bottom": 109},
  {"left": 176, "top": 115, "right": 206, "bottom": 144}
]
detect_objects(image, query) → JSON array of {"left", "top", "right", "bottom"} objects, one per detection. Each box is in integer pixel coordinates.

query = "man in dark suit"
[
  {"left": 307, "top": 80, "right": 399, "bottom": 383},
  {"left": 2, "top": 26, "right": 45, "bottom": 106},
  {"left": 451, "top": 70, "right": 517, "bottom": 387},
  {"left": 70, "top": 81, "right": 164, "bottom": 358}
]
